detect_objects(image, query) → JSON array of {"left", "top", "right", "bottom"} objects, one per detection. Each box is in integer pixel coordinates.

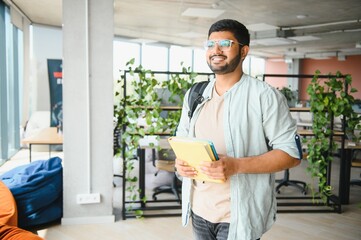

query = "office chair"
[
  {"left": 152, "top": 148, "right": 181, "bottom": 202},
  {"left": 275, "top": 153, "right": 308, "bottom": 195},
  {"left": 275, "top": 169, "right": 308, "bottom": 195}
]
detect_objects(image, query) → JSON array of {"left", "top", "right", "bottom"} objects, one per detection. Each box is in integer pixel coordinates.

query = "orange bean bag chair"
[{"left": 0, "top": 180, "right": 43, "bottom": 240}]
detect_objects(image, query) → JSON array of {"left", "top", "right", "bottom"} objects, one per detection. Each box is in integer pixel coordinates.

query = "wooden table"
[{"left": 22, "top": 127, "right": 63, "bottom": 162}]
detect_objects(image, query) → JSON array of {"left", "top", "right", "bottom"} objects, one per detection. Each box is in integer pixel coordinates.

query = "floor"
[{"left": 1, "top": 149, "right": 361, "bottom": 240}]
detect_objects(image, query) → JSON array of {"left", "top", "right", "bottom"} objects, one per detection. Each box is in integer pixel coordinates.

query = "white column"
[
  {"left": 62, "top": 0, "right": 114, "bottom": 224},
  {"left": 21, "top": 18, "right": 30, "bottom": 126},
  {"left": 286, "top": 58, "right": 300, "bottom": 91}
]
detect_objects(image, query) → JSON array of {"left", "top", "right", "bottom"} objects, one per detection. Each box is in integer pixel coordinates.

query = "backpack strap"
[{"left": 187, "top": 81, "right": 209, "bottom": 119}]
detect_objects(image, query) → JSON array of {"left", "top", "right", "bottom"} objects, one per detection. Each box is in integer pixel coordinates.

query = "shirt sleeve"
[{"left": 261, "top": 87, "right": 300, "bottom": 159}]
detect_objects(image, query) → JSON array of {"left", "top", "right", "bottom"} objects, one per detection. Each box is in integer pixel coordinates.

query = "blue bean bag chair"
[{"left": 0, "top": 157, "right": 63, "bottom": 228}]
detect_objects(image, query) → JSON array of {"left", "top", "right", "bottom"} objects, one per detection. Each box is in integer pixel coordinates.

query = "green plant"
[
  {"left": 279, "top": 86, "right": 296, "bottom": 102},
  {"left": 113, "top": 59, "right": 198, "bottom": 217},
  {"left": 306, "top": 70, "right": 361, "bottom": 203},
  {"left": 159, "top": 64, "right": 197, "bottom": 132},
  {"left": 114, "top": 59, "right": 162, "bottom": 217}
]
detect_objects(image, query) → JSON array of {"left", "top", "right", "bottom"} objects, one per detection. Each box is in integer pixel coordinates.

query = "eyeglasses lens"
[{"left": 205, "top": 40, "right": 233, "bottom": 51}]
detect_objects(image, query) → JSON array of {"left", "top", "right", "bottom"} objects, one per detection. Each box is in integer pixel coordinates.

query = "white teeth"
[{"left": 211, "top": 56, "right": 225, "bottom": 62}]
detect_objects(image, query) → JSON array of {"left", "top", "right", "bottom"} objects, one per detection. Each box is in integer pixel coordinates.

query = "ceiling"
[{"left": 6, "top": 0, "right": 361, "bottom": 60}]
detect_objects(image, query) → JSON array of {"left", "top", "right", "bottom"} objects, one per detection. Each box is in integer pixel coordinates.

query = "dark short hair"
[{"left": 208, "top": 19, "right": 250, "bottom": 46}]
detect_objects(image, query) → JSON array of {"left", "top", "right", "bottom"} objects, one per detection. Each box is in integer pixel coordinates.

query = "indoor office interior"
[{"left": 1, "top": 0, "right": 361, "bottom": 239}]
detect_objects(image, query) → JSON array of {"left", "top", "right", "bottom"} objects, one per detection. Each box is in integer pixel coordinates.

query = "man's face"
[{"left": 206, "top": 31, "right": 243, "bottom": 75}]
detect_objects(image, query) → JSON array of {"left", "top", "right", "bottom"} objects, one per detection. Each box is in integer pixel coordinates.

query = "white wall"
[{"left": 30, "top": 25, "right": 62, "bottom": 114}]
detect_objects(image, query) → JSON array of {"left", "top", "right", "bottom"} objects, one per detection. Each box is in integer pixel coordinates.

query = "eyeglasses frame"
[{"left": 204, "top": 39, "right": 244, "bottom": 51}]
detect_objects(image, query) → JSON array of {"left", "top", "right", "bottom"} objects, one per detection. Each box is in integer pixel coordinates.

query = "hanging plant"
[
  {"left": 306, "top": 70, "right": 360, "bottom": 203},
  {"left": 114, "top": 59, "right": 163, "bottom": 217},
  {"left": 114, "top": 59, "right": 199, "bottom": 217},
  {"left": 159, "top": 63, "right": 198, "bottom": 132}
]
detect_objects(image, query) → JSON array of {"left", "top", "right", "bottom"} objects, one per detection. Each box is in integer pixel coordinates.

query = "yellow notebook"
[{"left": 168, "top": 136, "right": 223, "bottom": 183}]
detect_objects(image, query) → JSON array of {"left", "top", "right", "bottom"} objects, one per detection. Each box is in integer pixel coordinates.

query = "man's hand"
[
  {"left": 199, "top": 154, "right": 239, "bottom": 181},
  {"left": 175, "top": 158, "right": 197, "bottom": 178}
]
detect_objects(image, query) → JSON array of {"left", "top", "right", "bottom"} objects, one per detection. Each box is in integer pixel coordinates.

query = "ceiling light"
[
  {"left": 246, "top": 23, "right": 278, "bottom": 32},
  {"left": 177, "top": 31, "right": 204, "bottom": 39},
  {"left": 288, "top": 35, "right": 320, "bottom": 41},
  {"left": 211, "top": 2, "right": 220, "bottom": 8},
  {"left": 181, "top": 8, "right": 225, "bottom": 18},
  {"left": 251, "top": 37, "right": 294, "bottom": 46},
  {"left": 285, "top": 58, "right": 293, "bottom": 64},
  {"left": 296, "top": 14, "right": 308, "bottom": 19},
  {"left": 130, "top": 38, "right": 158, "bottom": 44},
  {"left": 305, "top": 52, "right": 336, "bottom": 59}
]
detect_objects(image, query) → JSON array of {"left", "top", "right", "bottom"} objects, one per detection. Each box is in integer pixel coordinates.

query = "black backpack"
[
  {"left": 172, "top": 81, "right": 209, "bottom": 136},
  {"left": 187, "top": 81, "right": 209, "bottom": 119}
]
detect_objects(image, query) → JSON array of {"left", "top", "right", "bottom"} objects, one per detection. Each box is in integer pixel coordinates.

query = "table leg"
[
  {"left": 339, "top": 149, "right": 352, "bottom": 204},
  {"left": 29, "top": 144, "right": 32, "bottom": 162},
  {"left": 138, "top": 148, "right": 146, "bottom": 208}
]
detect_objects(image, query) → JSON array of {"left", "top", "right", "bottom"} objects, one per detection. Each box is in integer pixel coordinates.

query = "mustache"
[{"left": 209, "top": 54, "right": 227, "bottom": 59}]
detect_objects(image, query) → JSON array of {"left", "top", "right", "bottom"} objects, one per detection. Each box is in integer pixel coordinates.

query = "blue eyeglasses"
[{"left": 204, "top": 39, "right": 244, "bottom": 51}]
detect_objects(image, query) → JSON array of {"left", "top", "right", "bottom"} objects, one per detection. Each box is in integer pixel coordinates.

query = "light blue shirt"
[{"left": 176, "top": 74, "right": 299, "bottom": 240}]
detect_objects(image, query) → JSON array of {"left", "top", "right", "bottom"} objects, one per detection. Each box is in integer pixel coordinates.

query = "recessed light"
[
  {"left": 246, "top": 23, "right": 278, "bottom": 31},
  {"left": 296, "top": 14, "right": 308, "bottom": 19},
  {"left": 251, "top": 37, "right": 293, "bottom": 46},
  {"left": 181, "top": 8, "right": 225, "bottom": 19}
]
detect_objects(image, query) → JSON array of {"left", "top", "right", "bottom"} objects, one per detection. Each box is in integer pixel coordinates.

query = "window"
[
  {"left": 113, "top": 39, "right": 140, "bottom": 79},
  {"left": 169, "top": 45, "right": 192, "bottom": 71},
  {"left": 193, "top": 48, "right": 212, "bottom": 73},
  {"left": 141, "top": 44, "right": 168, "bottom": 71},
  {"left": 0, "top": 2, "right": 22, "bottom": 163},
  {"left": 243, "top": 55, "right": 265, "bottom": 80},
  {"left": 112, "top": 39, "right": 266, "bottom": 88}
]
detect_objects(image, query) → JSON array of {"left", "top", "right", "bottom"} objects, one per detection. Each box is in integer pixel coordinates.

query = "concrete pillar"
[
  {"left": 62, "top": 0, "right": 114, "bottom": 224},
  {"left": 286, "top": 58, "right": 300, "bottom": 91}
]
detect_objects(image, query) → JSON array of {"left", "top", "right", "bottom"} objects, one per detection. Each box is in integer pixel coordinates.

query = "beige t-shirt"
[{"left": 192, "top": 87, "right": 231, "bottom": 223}]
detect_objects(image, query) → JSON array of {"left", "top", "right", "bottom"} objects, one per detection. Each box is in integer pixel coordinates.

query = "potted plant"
[
  {"left": 306, "top": 70, "right": 360, "bottom": 203},
  {"left": 278, "top": 86, "right": 297, "bottom": 107}
]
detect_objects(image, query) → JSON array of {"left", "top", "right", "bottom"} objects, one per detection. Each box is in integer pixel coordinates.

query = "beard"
[{"left": 207, "top": 52, "right": 241, "bottom": 75}]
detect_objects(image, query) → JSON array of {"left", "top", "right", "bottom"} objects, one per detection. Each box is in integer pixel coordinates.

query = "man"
[{"left": 175, "top": 19, "right": 301, "bottom": 240}]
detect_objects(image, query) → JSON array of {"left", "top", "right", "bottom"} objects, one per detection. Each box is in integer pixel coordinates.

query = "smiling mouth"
[{"left": 210, "top": 55, "right": 226, "bottom": 63}]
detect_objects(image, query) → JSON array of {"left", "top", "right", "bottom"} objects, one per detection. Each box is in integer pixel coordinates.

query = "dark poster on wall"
[{"left": 47, "top": 59, "right": 63, "bottom": 128}]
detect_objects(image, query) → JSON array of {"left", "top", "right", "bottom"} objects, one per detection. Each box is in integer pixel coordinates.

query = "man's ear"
[{"left": 241, "top": 45, "right": 249, "bottom": 60}]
